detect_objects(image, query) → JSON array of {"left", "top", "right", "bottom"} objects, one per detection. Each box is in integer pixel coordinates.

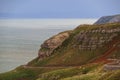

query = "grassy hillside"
[
  {"left": 0, "top": 66, "right": 65, "bottom": 80},
  {"left": 36, "top": 63, "right": 120, "bottom": 80},
  {"left": 0, "top": 23, "right": 120, "bottom": 80},
  {"left": 1, "top": 63, "right": 120, "bottom": 80},
  {"left": 28, "top": 23, "right": 120, "bottom": 67},
  {"left": 36, "top": 63, "right": 102, "bottom": 80}
]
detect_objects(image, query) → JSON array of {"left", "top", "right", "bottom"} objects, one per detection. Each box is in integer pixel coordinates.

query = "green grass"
[
  {"left": 28, "top": 44, "right": 107, "bottom": 67},
  {"left": 60, "top": 70, "right": 120, "bottom": 80},
  {"left": 0, "top": 66, "right": 65, "bottom": 80},
  {"left": 35, "top": 65, "right": 120, "bottom": 80},
  {"left": 105, "top": 70, "right": 120, "bottom": 80},
  {"left": 61, "top": 73, "right": 102, "bottom": 80},
  {"left": 1, "top": 23, "right": 120, "bottom": 80},
  {"left": 28, "top": 23, "right": 120, "bottom": 67},
  {"left": 36, "top": 63, "right": 101, "bottom": 80},
  {"left": 0, "top": 66, "right": 37, "bottom": 80}
]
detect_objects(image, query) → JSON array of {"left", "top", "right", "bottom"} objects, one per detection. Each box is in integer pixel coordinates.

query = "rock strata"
[
  {"left": 104, "top": 59, "right": 120, "bottom": 71},
  {"left": 38, "top": 32, "right": 70, "bottom": 60},
  {"left": 74, "top": 27, "right": 120, "bottom": 50}
]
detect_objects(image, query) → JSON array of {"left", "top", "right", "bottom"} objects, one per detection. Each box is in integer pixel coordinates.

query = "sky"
[{"left": 0, "top": 0, "right": 120, "bottom": 18}]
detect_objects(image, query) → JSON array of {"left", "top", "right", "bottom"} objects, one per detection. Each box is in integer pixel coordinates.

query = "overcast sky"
[{"left": 0, "top": 0, "right": 120, "bottom": 18}]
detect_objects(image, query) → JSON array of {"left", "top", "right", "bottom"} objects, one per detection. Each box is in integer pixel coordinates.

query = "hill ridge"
[
  {"left": 94, "top": 14, "right": 120, "bottom": 24},
  {"left": 1, "top": 16, "right": 120, "bottom": 80}
]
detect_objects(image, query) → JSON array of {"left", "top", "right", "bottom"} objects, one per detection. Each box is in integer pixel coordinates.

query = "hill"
[
  {"left": 0, "top": 18, "right": 120, "bottom": 80},
  {"left": 94, "top": 14, "right": 120, "bottom": 24},
  {"left": 28, "top": 23, "right": 120, "bottom": 67}
]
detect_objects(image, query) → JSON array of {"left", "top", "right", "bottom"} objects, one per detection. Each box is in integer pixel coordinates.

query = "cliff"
[
  {"left": 0, "top": 15, "right": 120, "bottom": 80},
  {"left": 28, "top": 23, "right": 120, "bottom": 67},
  {"left": 38, "top": 31, "right": 70, "bottom": 60}
]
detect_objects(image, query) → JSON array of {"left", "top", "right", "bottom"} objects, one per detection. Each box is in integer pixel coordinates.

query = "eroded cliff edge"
[{"left": 38, "top": 31, "right": 71, "bottom": 60}]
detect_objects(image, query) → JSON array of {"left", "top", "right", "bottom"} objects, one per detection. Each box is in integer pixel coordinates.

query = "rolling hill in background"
[
  {"left": 94, "top": 14, "right": 120, "bottom": 24},
  {"left": 0, "top": 14, "right": 120, "bottom": 80}
]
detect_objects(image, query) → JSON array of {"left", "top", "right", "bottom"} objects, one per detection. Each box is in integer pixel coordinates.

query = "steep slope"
[
  {"left": 28, "top": 23, "right": 120, "bottom": 67},
  {"left": 38, "top": 31, "right": 71, "bottom": 60},
  {"left": 0, "top": 22, "right": 120, "bottom": 80},
  {"left": 94, "top": 14, "right": 120, "bottom": 24},
  {"left": 93, "top": 41, "right": 120, "bottom": 63},
  {"left": 36, "top": 63, "right": 120, "bottom": 80}
]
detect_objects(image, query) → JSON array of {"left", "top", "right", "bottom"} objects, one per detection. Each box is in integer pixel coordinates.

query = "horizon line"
[{"left": 0, "top": 18, "right": 98, "bottom": 20}]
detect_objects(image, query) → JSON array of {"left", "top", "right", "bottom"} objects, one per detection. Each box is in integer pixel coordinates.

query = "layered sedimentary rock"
[
  {"left": 38, "top": 24, "right": 120, "bottom": 60},
  {"left": 74, "top": 26, "right": 120, "bottom": 50},
  {"left": 38, "top": 32, "right": 70, "bottom": 60}
]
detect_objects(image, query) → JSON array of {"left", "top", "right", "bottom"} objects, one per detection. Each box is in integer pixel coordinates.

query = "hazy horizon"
[
  {"left": 0, "top": 19, "right": 97, "bottom": 73},
  {"left": 0, "top": 19, "right": 97, "bottom": 29}
]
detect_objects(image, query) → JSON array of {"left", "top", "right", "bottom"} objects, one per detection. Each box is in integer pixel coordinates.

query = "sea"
[{"left": 0, "top": 19, "right": 96, "bottom": 73}]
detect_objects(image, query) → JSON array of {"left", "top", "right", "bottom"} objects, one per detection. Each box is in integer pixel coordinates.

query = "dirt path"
[
  {"left": 93, "top": 41, "right": 120, "bottom": 63},
  {"left": 23, "top": 40, "right": 120, "bottom": 68},
  {"left": 22, "top": 65, "right": 75, "bottom": 69}
]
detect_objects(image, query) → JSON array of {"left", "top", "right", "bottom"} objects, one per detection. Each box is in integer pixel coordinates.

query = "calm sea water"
[{"left": 0, "top": 19, "right": 96, "bottom": 73}]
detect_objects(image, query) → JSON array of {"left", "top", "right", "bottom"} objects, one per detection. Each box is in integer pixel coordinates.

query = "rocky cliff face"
[
  {"left": 74, "top": 26, "right": 120, "bottom": 50},
  {"left": 94, "top": 14, "right": 120, "bottom": 24},
  {"left": 34, "top": 14, "right": 120, "bottom": 66},
  {"left": 1, "top": 15, "right": 120, "bottom": 80},
  {"left": 38, "top": 31, "right": 70, "bottom": 60},
  {"left": 27, "top": 22, "right": 120, "bottom": 67},
  {"left": 37, "top": 23, "right": 120, "bottom": 61},
  {"left": 37, "top": 14, "right": 120, "bottom": 61}
]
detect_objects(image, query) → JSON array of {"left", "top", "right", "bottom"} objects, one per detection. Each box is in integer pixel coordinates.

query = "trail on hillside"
[
  {"left": 23, "top": 65, "right": 71, "bottom": 69},
  {"left": 93, "top": 41, "right": 120, "bottom": 63},
  {"left": 24, "top": 41, "right": 120, "bottom": 69},
  {"left": 22, "top": 63, "right": 95, "bottom": 69}
]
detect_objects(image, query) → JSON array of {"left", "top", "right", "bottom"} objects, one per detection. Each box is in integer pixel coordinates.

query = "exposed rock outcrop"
[
  {"left": 104, "top": 59, "right": 120, "bottom": 71},
  {"left": 38, "top": 31, "right": 70, "bottom": 60},
  {"left": 94, "top": 14, "right": 120, "bottom": 24},
  {"left": 74, "top": 27, "right": 120, "bottom": 50}
]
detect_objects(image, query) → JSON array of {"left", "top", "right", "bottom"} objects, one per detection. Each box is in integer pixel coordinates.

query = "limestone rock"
[{"left": 38, "top": 32, "right": 70, "bottom": 59}]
